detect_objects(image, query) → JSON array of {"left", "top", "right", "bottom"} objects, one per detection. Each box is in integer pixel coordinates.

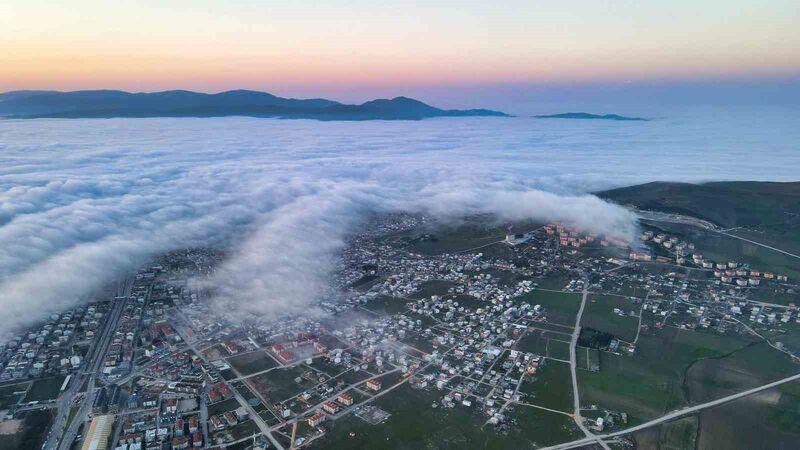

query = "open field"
[
  {"left": 0, "top": 383, "right": 27, "bottom": 409},
  {"left": 516, "top": 290, "right": 582, "bottom": 326},
  {"left": 695, "top": 384, "right": 800, "bottom": 450},
  {"left": 0, "top": 410, "right": 53, "bottom": 450},
  {"left": 310, "top": 383, "right": 581, "bottom": 450},
  {"left": 517, "top": 329, "right": 571, "bottom": 361},
  {"left": 227, "top": 351, "right": 279, "bottom": 376},
  {"left": 246, "top": 366, "right": 314, "bottom": 403},
  {"left": 22, "top": 376, "right": 65, "bottom": 403},
  {"left": 363, "top": 295, "right": 411, "bottom": 316},
  {"left": 519, "top": 360, "right": 573, "bottom": 412},
  {"left": 577, "top": 327, "right": 758, "bottom": 423},
  {"left": 581, "top": 295, "right": 641, "bottom": 342}
]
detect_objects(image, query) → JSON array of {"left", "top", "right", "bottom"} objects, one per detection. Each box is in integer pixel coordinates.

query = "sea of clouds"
[{"left": 1, "top": 110, "right": 798, "bottom": 337}]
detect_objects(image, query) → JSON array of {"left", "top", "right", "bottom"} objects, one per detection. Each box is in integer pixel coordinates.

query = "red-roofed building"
[
  {"left": 337, "top": 393, "right": 353, "bottom": 406},
  {"left": 322, "top": 401, "right": 338, "bottom": 414},
  {"left": 366, "top": 379, "right": 381, "bottom": 391},
  {"left": 307, "top": 412, "right": 326, "bottom": 427},
  {"left": 222, "top": 341, "right": 238, "bottom": 354}
]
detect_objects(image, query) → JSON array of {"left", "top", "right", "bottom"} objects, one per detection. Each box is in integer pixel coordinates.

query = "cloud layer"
[{"left": 1, "top": 113, "right": 798, "bottom": 337}]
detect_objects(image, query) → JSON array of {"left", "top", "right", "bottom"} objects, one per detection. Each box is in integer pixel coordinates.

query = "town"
[{"left": 1, "top": 212, "right": 798, "bottom": 450}]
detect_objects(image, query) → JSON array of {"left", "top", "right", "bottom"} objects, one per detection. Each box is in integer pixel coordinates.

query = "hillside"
[
  {"left": 598, "top": 181, "right": 800, "bottom": 228},
  {"left": 0, "top": 90, "right": 508, "bottom": 121},
  {"left": 536, "top": 112, "right": 646, "bottom": 121}
]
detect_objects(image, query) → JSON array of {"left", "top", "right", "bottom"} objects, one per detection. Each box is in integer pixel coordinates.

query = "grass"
[
  {"left": 657, "top": 416, "right": 698, "bottom": 450},
  {"left": 246, "top": 367, "right": 314, "bottom": 403},
  {"left": 0, "top": 383, "right": 27, "bottom": 409},
  {"left": 546, "top": 339, "right": 571, "bottom": 361},
  {"left": 22, "top": 376, "right": 66, "bottom": 403},
  {"left": 577, "top": 327, "right": 759, "bottom": 423},
  {"left": 0, "top": 409, "right": 53, "bottom": 450},
  {"left": 519, "top": 360, "right": 574, "bottom": 412},
  {"left": 581, "top": 295, "right": 640, "bottom": 342},
  {"left": 515, "top": 290, "right": 582, "bottom": 326},
  {"left": 363, "top": 296, "right": 411, "bottom": 316},
  {"left": 309, "top": 383, "right": 581, "bottom": 450},
  {"left": 207, "top": 398, "right": 240, "bottom": 416},
  {"left": 227, "top": 351, "right": 279, "bottom": 376}
]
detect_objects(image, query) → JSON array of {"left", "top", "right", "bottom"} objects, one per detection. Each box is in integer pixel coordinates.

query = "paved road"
[
  {"left": 638, "top": 209, "right": 800, "bottom": 261},
  {"left": 53, "top": 280, "right": 130, "bottom": 450},
  {"left": 567, "top": 284, "right": 610, "bottom": 450},
  {"left": 542, "top": 372, "right": 800, "bottom": 450},
  {"left": 717, "top": 231, "right": 800, "bottom": 260}
]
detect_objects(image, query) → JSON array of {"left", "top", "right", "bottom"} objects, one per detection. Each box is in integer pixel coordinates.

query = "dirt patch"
[{"left": 0, "top": 420, "right": 21, "bottom": 435}]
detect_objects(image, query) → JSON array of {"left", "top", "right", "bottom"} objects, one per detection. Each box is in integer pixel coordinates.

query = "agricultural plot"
[
  {"left": 227, "top": 351, "right": 279, "bottom": 376},
  {"left": 518, "top": 360, "right": 574, "bottom": 412},
  {"left": 577, "top": 327, "right": 759, "bottom": 424},
  {"left": 515, "top": 290, "right": 582, "bottom": 326},
  {"left": 310, "top": 383, "right": 581, "bottom": 450},
  {"left": 22, "top": 376, "right": 65, "bottom": 403},
  {"left": 581, "top": 294, "right": 641, "bottom": 343}
]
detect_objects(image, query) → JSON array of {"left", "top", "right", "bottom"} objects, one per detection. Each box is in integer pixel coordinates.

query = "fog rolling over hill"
[{"left": 0, "top": 89, "right": 508, "bottom": 120}]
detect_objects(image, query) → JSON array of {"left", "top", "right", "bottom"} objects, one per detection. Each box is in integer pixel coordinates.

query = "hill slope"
[
  {"left": 598, "top": 181, "right": 800, "bottom": 228},
  {"left": 536, "top": 112, "right": 646, "bottom": 121},
  {"left": 0, "top": 90, "right": 508, "bottom": 121}
]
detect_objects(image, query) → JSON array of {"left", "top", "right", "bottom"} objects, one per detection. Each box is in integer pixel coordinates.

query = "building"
[
  {"left": 164, "top": 397, "right": 177, "bottom": 414},
  {"left": 337, "top": 393, "right": 353, "bottom": 406},
  {"left": 366, "top": 379, "right": 381, "bottom": 391},
  {"left": 92, "top": 387, "right": 108, "bottom": 414},
  {"left": 307, "top": 412, "right": 325, "bottom": 427},
  {"left": 210, "top": 415, "right": 225, "bottom": 431},
  {"left": 108, "top": 385, "right": 122, "bottom": 414},
  {"left": 80, "top": 415, "right": 115, "bottom": 450},
  {"left": 322, "top": 401, "right": 338, "bottom": 414}
]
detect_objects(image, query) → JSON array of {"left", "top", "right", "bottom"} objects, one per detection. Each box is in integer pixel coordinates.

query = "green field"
[
  {"left": 515, "top": 290, "right": 582, "bottom": 326},
  {"left": 22, "top": 376, "right": 65, "bottom": 403},
  {"left": 578, "top": 327, "right": 760, "bottom": 423},
  {"left": 207, "top": 398, "right": 240, "bottom": 416},
  {"left": 517, "top": 329, "right": 571, "bottom": 361},
  {"left": 227, "top": 351, "right": 279, "bottom": 376},
  {"left": 310, "top": 383, "right": 582, "bottom": 450},
  {"left": 363, "top": 296, "right": 411, "bottom": 316},
  {"left": 519, "top": 360, "right": 574, "bottom": 412},
  {"left": 0, "top": 383, "right": 27, "bottom": 409},
  {"left": 246, "top": 366, "right": 314, "bottom": 403},
  {"left": 581, "top": 295, "right": 641, "bottom": 343}
]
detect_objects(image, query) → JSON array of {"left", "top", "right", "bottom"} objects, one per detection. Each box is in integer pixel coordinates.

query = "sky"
[{"left": 2, "top": 0, "right": 799, "bottom": 110}]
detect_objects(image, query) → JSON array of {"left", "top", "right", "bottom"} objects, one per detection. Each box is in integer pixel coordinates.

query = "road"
[
  {"left": 716, "top": 231, "right": 800, "bottom": 260},
  {"left": 638, "top": 209, "right": 800, "bottom": 261},
  {"left": 567, "top": 284, "right": 610, "bottom": 450},
  {"left": 50, "top": 279, "right": 131, "bottom": 450},
  {"left": 172, "top": 307, "right": 285, "bottom": 450},
  {"left": 542, "top": 371, "right": 800, "bottom": 450}
]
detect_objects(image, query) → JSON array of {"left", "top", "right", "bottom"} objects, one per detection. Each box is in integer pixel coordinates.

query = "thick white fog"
[{"left": 1, "top": 111, "right": 798, "bottom": 336}]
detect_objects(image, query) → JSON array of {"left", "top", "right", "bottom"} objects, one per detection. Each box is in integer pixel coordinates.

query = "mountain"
[
  {"left": 0, "top": 90, "right": 508, "bottom": 121},
  {"left": 536, "top": 112, "right": 646, "bottom": 121}
]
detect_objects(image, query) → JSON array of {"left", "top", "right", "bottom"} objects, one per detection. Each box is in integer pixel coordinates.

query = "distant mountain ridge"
[
  {"left": 0, "top": 89, "right": 508, "bottom": 121},
  {"left": 536, "top": 112, "right": 646, "bottom": 121}
]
